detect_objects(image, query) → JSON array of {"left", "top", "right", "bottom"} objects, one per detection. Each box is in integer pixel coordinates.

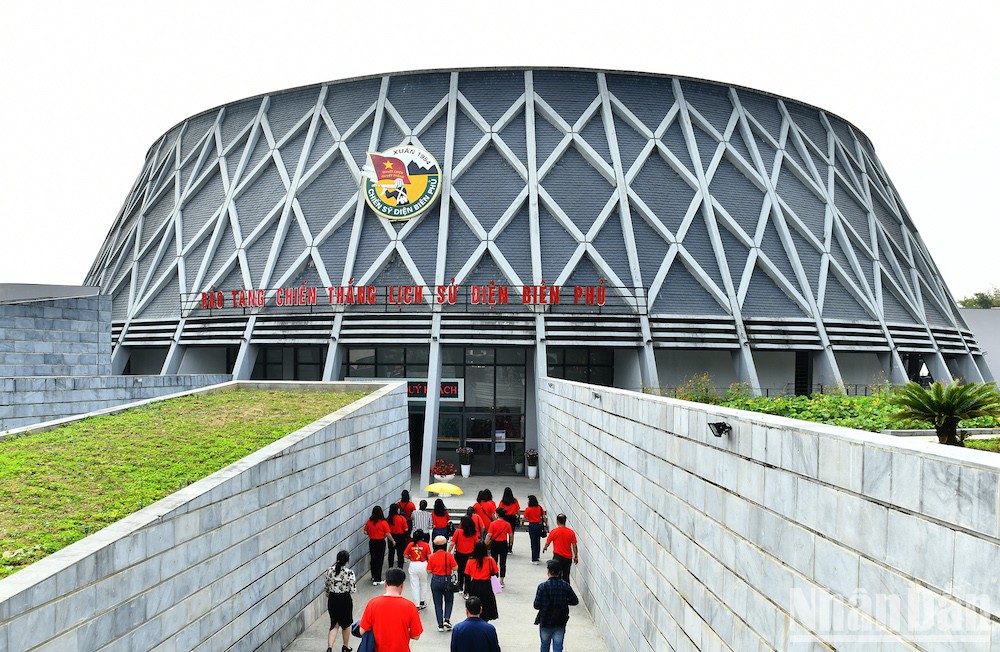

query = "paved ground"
[{"left": 285, "top": 475, "right": 609, "bottom": 651}]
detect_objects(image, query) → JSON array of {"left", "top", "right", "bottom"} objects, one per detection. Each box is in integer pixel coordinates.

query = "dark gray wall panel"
[
  {"left": 297, "top": 159, "right": 358, "bottom": 239},
  {"left": 541, "top": 147, "right": 613, "bottom": 236},
  {"left": 498, "top": 110, "right": 527, "bottom": 164},
  {"left": 180, "top": 113, "right": 218, "bottom": 164},
  {"left": 631, "top": 206, "right": 672, "bottom": 287},
  {"left": 631, "top": 154, "right": 695, "bottom": 236},
  {"left": 654, "top": 262, "right": 728, "bottom": 316},
  {"left": 326, "top": 78, "right": 380, "bottom": 133},
  {"left": 267, "top": 88, "right": 319, "bottom": 142},
  {"left": 221, "top": 99, "right": 261, "bottom": 149},
  {"left": 592, "top": 208, "right": 634, "bottom": 287},
  {"left": 579, "top": 114, "right": 612, "bottom": 165},
  {"left": 613, "top": 114, "right": 648, "bottom": 172},
  {"left": 494, "top": 206, "right": 533, "bottom": 283},
  {"left": 682, "top": 80, "right": 734, "bottom": 135},
  {"left": 661, "top": 121, "right": 695, "bottom": 175},
  {"left": 404, "top": 206, "right": 441, "bottom": 284},
  {"left": 388, "top": 73, "right": 450, "bottom": 127},
  {"left": 344, "top": 123, "right": 374, "bottom": 169},
  {"left": 459, "top": 70, "right": 523, "bottom": 126},
  {"left": 453, "top": 147, "right": 524, "bottom": 232},
  {"left": 743, "top": 268, "right": 808, "bottom": 318},
  {"left": 533, "top": 71, "right": 599, "bottom": 126},
  {"left": 710, "top": 157, "right": 766, "bottom": 238},
  {"left": 606, "top": 73, "right": 675, "bottom": 130},
  {"left": 538, "top": 206, "right": 578, "bottom": 283},
  {"left": 533, "top": 111, "right": 565, "bottom": 165},
  {"left": 738, "top": 92, "right": 783, "bottom": 141}
]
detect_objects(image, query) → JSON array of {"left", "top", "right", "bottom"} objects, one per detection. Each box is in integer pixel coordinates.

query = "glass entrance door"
[{"left": 464, "top": 414, "right": 495, "bottom": 473}]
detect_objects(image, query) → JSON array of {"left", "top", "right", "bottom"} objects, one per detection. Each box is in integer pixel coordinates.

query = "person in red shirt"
[
  {"left": 397, "top": 489, "right": 417, "bottom": 523},
  {"left": 464, "top": 541, "right": 500, "bottom": 622},
  {"left": 403, "top": 529, "right": 431, "bottom": 610},
  {"left": 431, "top": 498, "right": 451, "bottom": 540},
  {"left": 363, "top": 506, "right": 395, "bottom": 585},
  {"left": 473, "top": 489, "right": 497, "bottom": 523},
  {"left": 465, "top": 506, "right": 488, "bottom": 538},
  {"left": 386, "top": 503, "right": 410, "bottom": 569},
  {"left": 427, "top": 535, "right": 459, "bottom": 631},
  {"left": 448, "top": 516, "right": 479, "bottom": 594},
  {"left": 485, "top": 507, "right": 513, "bottom": 585},
  {"left": 522, "top": 495, "right": 547, "bottom": 563},
  {"left": 542, "top": 513, "right": 579, "bottom": 585},
  {"left": 497, "top": 487, "right": 521, "bottom": 553},
  {"left": 358, "top": 567, "right": 423, "bottom": 651}
]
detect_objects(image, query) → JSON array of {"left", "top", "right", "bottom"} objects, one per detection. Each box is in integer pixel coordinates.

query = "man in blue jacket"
[{"left": 450, "top": 596, "right": 501, "bottom": 652}]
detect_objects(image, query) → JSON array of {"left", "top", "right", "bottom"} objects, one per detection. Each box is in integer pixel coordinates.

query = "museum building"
[{"left": 82, "top": 68, "right": 989, "bottom": 477}]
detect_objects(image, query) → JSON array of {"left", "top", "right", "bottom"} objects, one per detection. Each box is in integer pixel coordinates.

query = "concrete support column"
[
  {"left": 323, "top": 341, "right": 344, "bottom": 381},
  {"left": 419, "top": 318, "right": 443, "bottom": 496},
  {"left": 878, "top": 350, "right": 909, "bottom": 385},
  {"left": 947, "top": 353, "right": 985, "bottom": 383},
  {"left": 732, "top": 345, "right": 762, "bottom": 396},
  {"left": 814, "top": 347, "right": 845, "bottom": 391},
  {"left": 161, "top": 340, "right": 184, "bottom": 375},
  {"left": 110, "top": 345, "right": 129, "bottom": 375},
  {"left": 974, "top": 355, "right": 995, "bottom": 382},
  {"left": 924, "top": 351, "right": 954, "bottom": 383},
  {"left": 638, "top": 338, "right": 659, "bottom": 392}
]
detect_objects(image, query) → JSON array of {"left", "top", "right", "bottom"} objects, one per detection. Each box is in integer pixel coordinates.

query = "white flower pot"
[
  {"left": 434, "top": 474, "right": 455, "bottom": 482},
  {"left": 527, "top": 465, "right": 538, "bottom": 479},
  {"left": 461, "top": 464, "right": 471, "bottom": 477}
]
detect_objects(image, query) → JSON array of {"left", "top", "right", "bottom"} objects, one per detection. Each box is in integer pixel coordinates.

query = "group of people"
[{"left": 324, "top": 487, "right": 581, "bottom": 652}]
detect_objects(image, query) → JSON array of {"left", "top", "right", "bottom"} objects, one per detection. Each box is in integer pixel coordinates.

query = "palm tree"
[{"left": 890, "top": 381, "right": 1000, "bottom": 445}]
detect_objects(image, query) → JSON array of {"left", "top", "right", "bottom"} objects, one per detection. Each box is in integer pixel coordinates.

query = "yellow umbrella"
[{"left": 425, "top": 482, "right": 463, "bottom": 496}]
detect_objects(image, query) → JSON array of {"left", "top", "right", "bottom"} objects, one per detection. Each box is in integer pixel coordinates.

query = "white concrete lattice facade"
[{"left": 83, "top": 67, "right": 987, "bottom": 393}]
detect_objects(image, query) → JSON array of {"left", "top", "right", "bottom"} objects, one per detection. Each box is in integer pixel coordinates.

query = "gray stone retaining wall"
[
  {"left": 0, "top": 380, "right": 410, "bottom": 652},
  {"left": 0, "top": 296, "right": 111, "bottom": 378},
  {"left": 0, "top": 374, "right": 232, "bottom": 431},
  {"left": 538, "top": 378, "right": 1000, "bottom": 651}
]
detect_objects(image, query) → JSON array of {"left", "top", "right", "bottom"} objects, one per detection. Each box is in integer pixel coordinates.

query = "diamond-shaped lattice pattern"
[{"left": 85, "top": 69, "right": 974, "bottom": 367}]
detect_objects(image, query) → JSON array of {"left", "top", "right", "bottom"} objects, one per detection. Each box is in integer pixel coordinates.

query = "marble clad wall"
[
  {"left": 0, "top": 374, "right": 231, "bottom": 431},
  {"left": 538, "top": 378, "right": 1000, "bottom": 651},
  {"left": 0, "top": 296, "right": 111, "bottom": 378},
  {"left": 0, "top": 381, "right": 409, "bottom": 651}
]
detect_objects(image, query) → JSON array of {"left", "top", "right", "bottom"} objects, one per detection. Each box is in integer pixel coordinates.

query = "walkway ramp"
[{"left": 286, "top": 476, "right": 608, "bottom": 651}]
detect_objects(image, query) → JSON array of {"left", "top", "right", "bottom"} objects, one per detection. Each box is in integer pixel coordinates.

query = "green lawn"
[
  {"left": 964, "top": 438, "right": 1000, "bottom": 453},
  {"left": 0, "top": 388, "right": 367, "bottom": 579}
]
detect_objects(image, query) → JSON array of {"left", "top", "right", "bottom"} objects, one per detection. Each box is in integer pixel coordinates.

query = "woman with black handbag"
[
  {"left": 522, "top": 495, "right": 547, "bottom": 564},
  {"left": 427, "top": 535, "right": 459, "bottom": 632}
]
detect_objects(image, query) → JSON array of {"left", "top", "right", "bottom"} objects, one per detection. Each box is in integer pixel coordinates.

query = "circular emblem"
[{"left": 362, "top": 146, "right": 442, "bottom": 221}]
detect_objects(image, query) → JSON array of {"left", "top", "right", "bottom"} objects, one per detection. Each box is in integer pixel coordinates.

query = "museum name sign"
[{"left": 199, "top": 281, "right": 608, "bottom": 309}]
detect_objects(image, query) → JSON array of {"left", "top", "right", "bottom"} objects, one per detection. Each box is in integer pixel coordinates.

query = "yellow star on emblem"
[{"left": 383, "top": 161, "right": 393, "bottom": 169}]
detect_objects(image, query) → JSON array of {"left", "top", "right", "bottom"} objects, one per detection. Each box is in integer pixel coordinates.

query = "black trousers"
[
  {"left": 552, "top": 552, "right": 572, "bottom": 584},
  {"left": 369, "top": 539, "right": 387, "bottom": 582}
]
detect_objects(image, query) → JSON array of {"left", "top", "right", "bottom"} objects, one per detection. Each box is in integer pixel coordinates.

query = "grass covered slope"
[{"left": 0, "top": 388, "right": 367, "bottom": 579}]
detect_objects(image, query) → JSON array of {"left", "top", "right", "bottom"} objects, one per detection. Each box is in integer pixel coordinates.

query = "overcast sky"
[{"left": 1, "top": 0, "right": 996, "bottom": 300}]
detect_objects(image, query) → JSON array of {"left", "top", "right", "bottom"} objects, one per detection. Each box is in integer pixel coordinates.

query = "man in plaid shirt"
[{"left": 533, "top": 560, "right": 580, "bottom": 652}]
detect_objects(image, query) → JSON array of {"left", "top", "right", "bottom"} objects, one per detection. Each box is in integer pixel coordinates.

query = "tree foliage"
[
  {"left": 889, "top": 381, "right": 1000, "bottom": 445},
  {"left": 957, "top": 286, "right": 1000, "bottom": 308}
]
